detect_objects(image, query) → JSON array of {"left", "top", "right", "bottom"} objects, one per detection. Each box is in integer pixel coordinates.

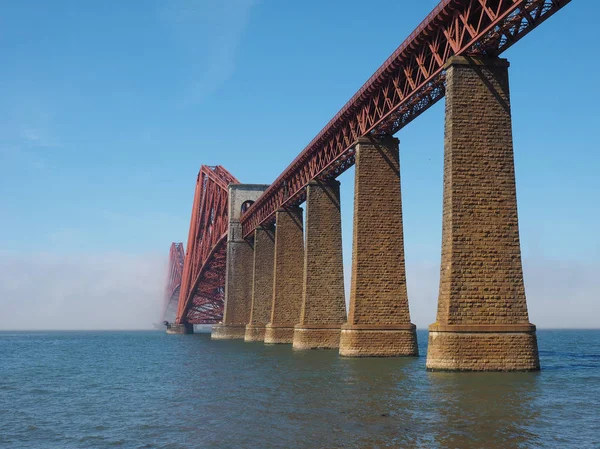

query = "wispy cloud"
[
  {"left": 0, "top": 251, "right": 167, "bottom": 330},
  {"left": 19, "top": 124, "right": 56, "bottom": 148},
  {"left": 0, "top": 99, "right": 58, "bottom": 175},
  {"left": 2, "top": 251, "right": 596, "bottom": 331},
  {"left": 158, "top": 0, "right": 260, "bottom": 102}
]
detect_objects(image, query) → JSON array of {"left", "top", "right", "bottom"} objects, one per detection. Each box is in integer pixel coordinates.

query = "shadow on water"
[
  {"left": 426, "top": 371, "right": 541, "bottom": 449},
  {"left": 172, "top": 333, "right": 554, "bottom": 449}
]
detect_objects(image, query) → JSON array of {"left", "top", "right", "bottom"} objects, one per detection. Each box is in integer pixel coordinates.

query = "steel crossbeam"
[
  {"left": 240, "top": 0, "right": 571, "bottom": 237},
  {"left": 176, "top": 166, "right": 239, "bottom": 324}
]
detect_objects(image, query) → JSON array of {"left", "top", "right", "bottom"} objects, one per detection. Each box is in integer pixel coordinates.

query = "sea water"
[{"left": 1, "top": 330, "right": 598, "bottom": 448}]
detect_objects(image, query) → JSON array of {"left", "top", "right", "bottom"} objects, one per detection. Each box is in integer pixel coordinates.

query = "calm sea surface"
[{"left": 0, "top": 330, "right": 598, "bottom": 449}]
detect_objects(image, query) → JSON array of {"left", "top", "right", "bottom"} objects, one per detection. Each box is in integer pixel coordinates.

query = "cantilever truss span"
[
  {"left": 175, "top": 166, "right": 239, "bottom": 325},
  {"left": 162, "top": 242, "right": 185, "bottom": 323},
  {"left": 240, "top": 0, "right": 571, "bottom": 238}
]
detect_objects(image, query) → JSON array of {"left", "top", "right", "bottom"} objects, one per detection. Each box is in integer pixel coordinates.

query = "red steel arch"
[
  {"left": 240, "top": 0, "right": 571, "bottom": 237},
  {"left": 176, "top": 166, "right": 239, "bottom": 325},
  {"left": 162, "top": 242, "right": 185, "bottom": 323}
]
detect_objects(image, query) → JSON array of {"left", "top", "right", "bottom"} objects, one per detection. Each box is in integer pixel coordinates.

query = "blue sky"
[{"left": 1, "top": 1, "right": 598, "bottom": 329}]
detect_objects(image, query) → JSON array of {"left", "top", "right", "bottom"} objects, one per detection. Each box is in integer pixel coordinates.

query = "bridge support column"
[
  {"left": 293, "top": 180, "right": 346, "bottom": 350},
  {"left": 213, "top": 184, "right": 269, "bottom": 340},
  {"left": 166, "top": 323, "right": 193, "bottom": 334},
  {"left": 245, "top": 225, "right": 275, "bottom": 342},
  {"left": 340, "top": 137, "right": 418, "bottom": 357},
  {"left": 264, "top": 206, "right": 304, "bottom": 344},
  {"left": 426, "top": 56, "right": 539, "bottom": 371},
  {"left": 339, "top": 136, "right": 418, "bottom": 357}
]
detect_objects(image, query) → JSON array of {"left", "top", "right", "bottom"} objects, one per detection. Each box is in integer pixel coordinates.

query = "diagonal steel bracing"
[
  {"left": 175, "top": 166, "right": 239, "bottom": 325},
  {"left": 240, "top": 0, "right": 571, "bottom": 238}
]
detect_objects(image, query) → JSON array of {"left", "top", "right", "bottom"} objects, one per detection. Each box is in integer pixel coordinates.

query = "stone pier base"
[
  {"left": 293, "top": 325, "right": 341, "bottom": 350},
  {"left": 166, "top": 323, "right": 194, "bottom": 334},
  {"left": 426, "top": 325, "right": 540, "bottom": 371},
  {"left": 211, "top": 324, "right": 246, "bottom": 340},
  {"left": 339, "top": 325, "right": 418, "bottom": 357},
  {"left": 244, "top": 324, "right": 266, "bottom": 342},
  {"left": 264, "top": 325, "right": 295, "bottom": 344}
]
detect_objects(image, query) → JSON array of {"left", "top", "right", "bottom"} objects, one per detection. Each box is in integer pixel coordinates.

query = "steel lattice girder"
[
  {"left": 176, "top": 166, "right": 239, "bottom": 325},
  {"left": 184, "top": 236, "right": 228, "bottom": 324},
  {"left": 239, "top": 0, "right": 571, "bottom": 238},
  {"left": 162, "top": 242, "right": 185, "bottom": 321}
]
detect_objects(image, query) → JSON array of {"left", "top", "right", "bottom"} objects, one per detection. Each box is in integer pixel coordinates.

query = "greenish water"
[{"left": 0, "top": 330, "right": 598, "bottom": 448}]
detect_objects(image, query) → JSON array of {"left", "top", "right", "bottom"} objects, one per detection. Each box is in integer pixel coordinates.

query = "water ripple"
[{"left": 0, "top": 330, "right": 598, "bottom": 448}]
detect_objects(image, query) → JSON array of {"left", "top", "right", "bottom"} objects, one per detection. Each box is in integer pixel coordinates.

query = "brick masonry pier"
[
  {"left": 339, "top": 136, "right": 418, "bottom": 357},
  {"left": 293, "top": 180, "right": 346, "bottom": 350},
  {"left": 166, "top": 323, "right": 193, "bottom": 334},
  {"left": 425, "top": 56, "right": 540, "bottom": 371},
  {"left": 245, "top": 225, "right": 275, "bottom": 342},
  {"left": 264, "top": 206, "right": 304, "bottom": 344},
  {"left": 213, "top": 184, "right": 268, "bottom": 340}
]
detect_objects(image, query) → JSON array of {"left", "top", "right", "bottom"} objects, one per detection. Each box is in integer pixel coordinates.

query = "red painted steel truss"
[
  {"left": 162, "top": 242, "right": 185, "bottom": 321},
  {"left": 176, "top": 166, "right": 239, "bottom": 325},
  {"left": 240, "top": 0, "right": 571, "bottom": 237}
]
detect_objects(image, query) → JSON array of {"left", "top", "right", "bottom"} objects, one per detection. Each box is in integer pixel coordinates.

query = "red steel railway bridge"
[{"left": 163, "top": 0, "right": 572, "bottom": 371}]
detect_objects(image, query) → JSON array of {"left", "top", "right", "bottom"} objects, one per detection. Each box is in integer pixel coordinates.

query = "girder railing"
[
  {"left": 240, "top": 0, "right": 571, "bottom": 238},
  {"left": 176, "top": 166, "right": 239, "bottom": 324}
]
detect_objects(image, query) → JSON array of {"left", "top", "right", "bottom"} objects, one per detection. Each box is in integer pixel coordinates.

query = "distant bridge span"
[{"left": 162, "top": 242, "right": 184, "bottom": 324}]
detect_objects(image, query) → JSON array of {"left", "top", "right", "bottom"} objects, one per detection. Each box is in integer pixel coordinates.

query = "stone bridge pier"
[
  {"left": 212, "top": 184, "right": 269, "bottom": 340},
  {"left": 245, "top": 225, "right": 275, "bottom": 342},
  {"left": 339, "top": 136, "right": 418, "bottom": 357},
  {"left": 426, "top": 56, "right": 540, "bottom": 371},
  {"left": 264, "top": 206, "right": 305, "bottom": 344},
  {"left": 293, "top": 180, "right": 347, "bottom": 350}
]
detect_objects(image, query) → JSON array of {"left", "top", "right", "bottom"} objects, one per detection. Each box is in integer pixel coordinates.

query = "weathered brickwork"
[
  {"left": 212, "top": 239, "right": 254, "bottom": 340},
  {"left": 213, "top": 184, "right": 268, "bottom": 340},
  {"left": 293, "top": 326, "right": 343, "bottom": 350},
  {"left": 427, "top": 329, "right": 539, "bottom": 371},
  {"left": 244, "top": 325, "right": 266, "bottom": 342},
  {"left": 338, "top": 136, "right": 417, "bottom": 357},
  {"left": 293, "top": 180, "right": 346, "bottom": 350},
  {"left": 212, "top": 324, "right": 246, "bottom": 340},
  {"left": 264, "top": 207, "right": 304, "bottom": 344},
  {"left": 166, "top": 323, "right": 193, "bottom": 334},
  {"left": 340, "top": 327, "right": 417, "bottom": 357},
  {"left": 426, "top": 56, "right": 539, "bottom": 371},
  {"left": 245, "top": 225, "right": 275, "bottom": 342}
]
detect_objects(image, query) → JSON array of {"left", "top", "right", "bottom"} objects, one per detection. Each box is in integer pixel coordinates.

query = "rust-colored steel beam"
[
  {"left": 162, "top": 242, "right": 185, "bottom": 322},
  {"left": 240, "top": 0, "right": 571, "bottom": 237},
  {"left": 176, "top": 166, "right": 239, "bottom": 325}
]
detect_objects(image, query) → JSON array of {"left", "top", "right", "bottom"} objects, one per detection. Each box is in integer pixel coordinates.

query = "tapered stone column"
[
  {"left": 293, "top": 180, "right": 346, "bottom": 350},
  {"left": 339, "top": 136, "right": 418, "bottom": 357},
  {"left": 264, "top": 206, "right": 304, "bottom": 344},
  {"left": 213, "top": 184, "right": 269, "bottom": 340},
  {"left": 426, "top": 56, "right": 539, "bottom": 371},
  {"left": 245, "top": 225, "right": 275, "bottom": 342}
]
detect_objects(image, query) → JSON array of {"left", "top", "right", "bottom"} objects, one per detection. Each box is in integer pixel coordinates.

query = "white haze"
[
  {"left": 343, "top": 258, "right": 600, "bottom": 330},
  {"left": 0, "top": 251, "right": 166, "bottom": 330},
  {"left": 0, "top": 250, "right": 598, "bottom": 331}
]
